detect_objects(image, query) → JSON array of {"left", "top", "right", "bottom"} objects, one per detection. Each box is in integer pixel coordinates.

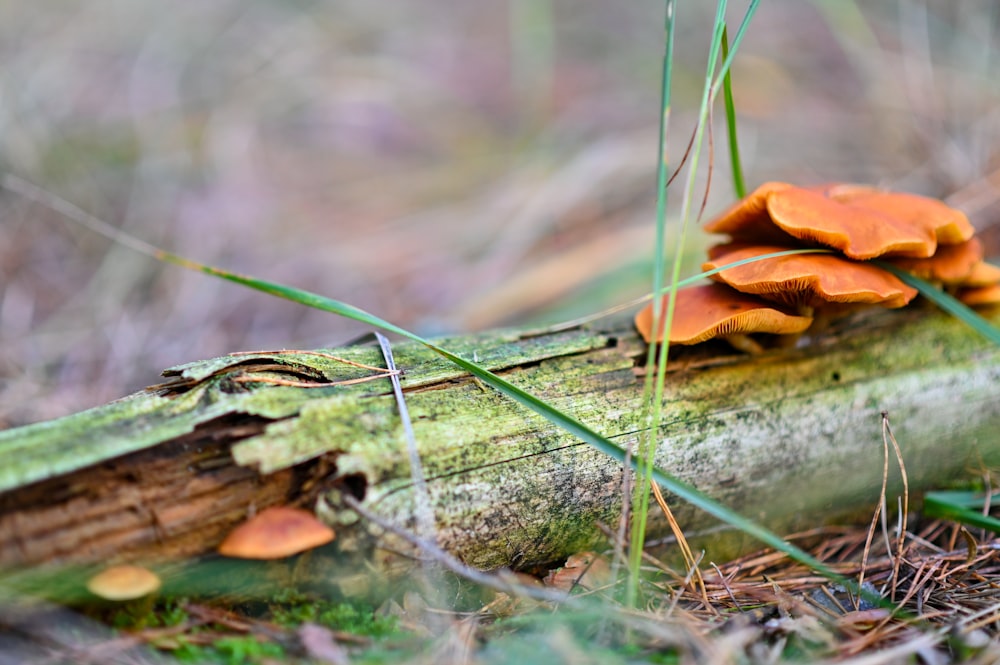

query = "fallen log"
[{"left": 1, "top": 306, "right": 999, "bottom": 572}]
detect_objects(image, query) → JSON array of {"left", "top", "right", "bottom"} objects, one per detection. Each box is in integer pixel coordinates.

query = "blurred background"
[{"left": 1, "top": 1, "right": 999, "bottom": 427}]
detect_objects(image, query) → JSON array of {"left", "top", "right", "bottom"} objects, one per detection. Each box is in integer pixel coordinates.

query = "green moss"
[
  {"left": 155, "top": 599, "right": 192, "bottom": 627},
  {"left": 173, "top": 636, "right": 286, "bottom": 665},
  {"left": 271, "top": 597, "right": 399, "bottom": 638}
]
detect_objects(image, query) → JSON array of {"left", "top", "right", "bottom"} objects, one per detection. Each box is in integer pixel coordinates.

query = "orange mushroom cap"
[
  {"left": 825, "top": 185, "right": 974, "bottom": 246},
  {"left": 958, "top": 284, "right": 1000, "bottom": 307},
  {"left": 219, "top": 506, "right": 335, "bottom": 560},
  {"left": 918, "top": 255, "right": 1000, "bottom": 308},
  {"left": 634, "top": 283, "right": 812, "bottom": 345},
  {"left": 766, "top": 187, "right": 937, "bottom": 259},
  {"left": 702, "top": 181, "right": 796, "bottom": 244},
  {"left": 886, "top": 238, "right": 983, "bottom": 285},
  {"left": 704, "top": 182, "right": 973, "bottom": 260},
  {"left": 703, "top": 244, "right": 918, "bottom": 309},
  {"left": 86, "top": 565, "right": 161, "bottom": 601},
  {"left": 956, "top": 260, "right": 1000, "bottom": 288}
]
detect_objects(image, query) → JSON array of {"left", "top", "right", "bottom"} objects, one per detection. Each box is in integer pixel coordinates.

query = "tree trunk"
[{"left": 2, "top": 307, "right": 1000, "bottom": 572}]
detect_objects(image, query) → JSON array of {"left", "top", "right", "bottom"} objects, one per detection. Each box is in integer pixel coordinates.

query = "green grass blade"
[
  {"left": 720, "top": 25, "right": 746, "bottom": 199},
  {"left": 189, "top": 257, "right": 859, "bottom": 586},
  {"left": 636, "top": 1, "right": 762, "bottom": 600},
  {"left": 200, "top": 264, "right": 904, "bottom": 612},
  {"left": 875, "top": 262, "right": 1000, "bottom": 346},
  {"left": 923, "top": 491, "right": 1000, "bottom": 534},
  {"left": 638, "top": 0, "right": 728, "bottom": 586},
  {"left": 711, "top": 0, "right": 760, "bottom": 102},
  {"left": 630, "top": 0, "right": 678, "bottom": 600}
]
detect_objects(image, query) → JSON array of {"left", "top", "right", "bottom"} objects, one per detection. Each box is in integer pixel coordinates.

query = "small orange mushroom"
[
  {"left": 543, "top": 552, "right": 612, "bottom": 592},
  {"left": 219, "top": 506, "right": 335, "bottom": 560},
  {"left": 634, "top": 283, "right": 812, "bottom": 353},
  {"left": 86, "top": 565, "right": 161, "bottom": 601},
  {"left": 703, "top": 243, "right": 918, "bottom": 311}
]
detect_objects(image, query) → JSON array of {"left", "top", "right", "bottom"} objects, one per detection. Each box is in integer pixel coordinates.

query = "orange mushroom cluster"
[{"left": 635, "top": 182, "right": 1000, "bottom": 351}]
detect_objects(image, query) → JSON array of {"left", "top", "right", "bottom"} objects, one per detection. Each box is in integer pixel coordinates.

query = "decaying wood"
[{"left": 1, "top": 307, "right": 1000, "bottom": 572}]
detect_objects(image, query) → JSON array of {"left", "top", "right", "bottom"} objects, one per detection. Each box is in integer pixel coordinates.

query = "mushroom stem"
[
  {"left": 771, "top": 332, "right": 804, "bottom": 349},
  {"left": 722, "top": 334, "right": 766, "bottom": 355},
  {"left": 808, "top": 309, "right": 834, "bottom": 335}
]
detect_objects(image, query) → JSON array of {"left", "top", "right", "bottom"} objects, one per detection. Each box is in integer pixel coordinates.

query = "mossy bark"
[{"left": 2, "top": 307, "right": 999, "bottom": 571}]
